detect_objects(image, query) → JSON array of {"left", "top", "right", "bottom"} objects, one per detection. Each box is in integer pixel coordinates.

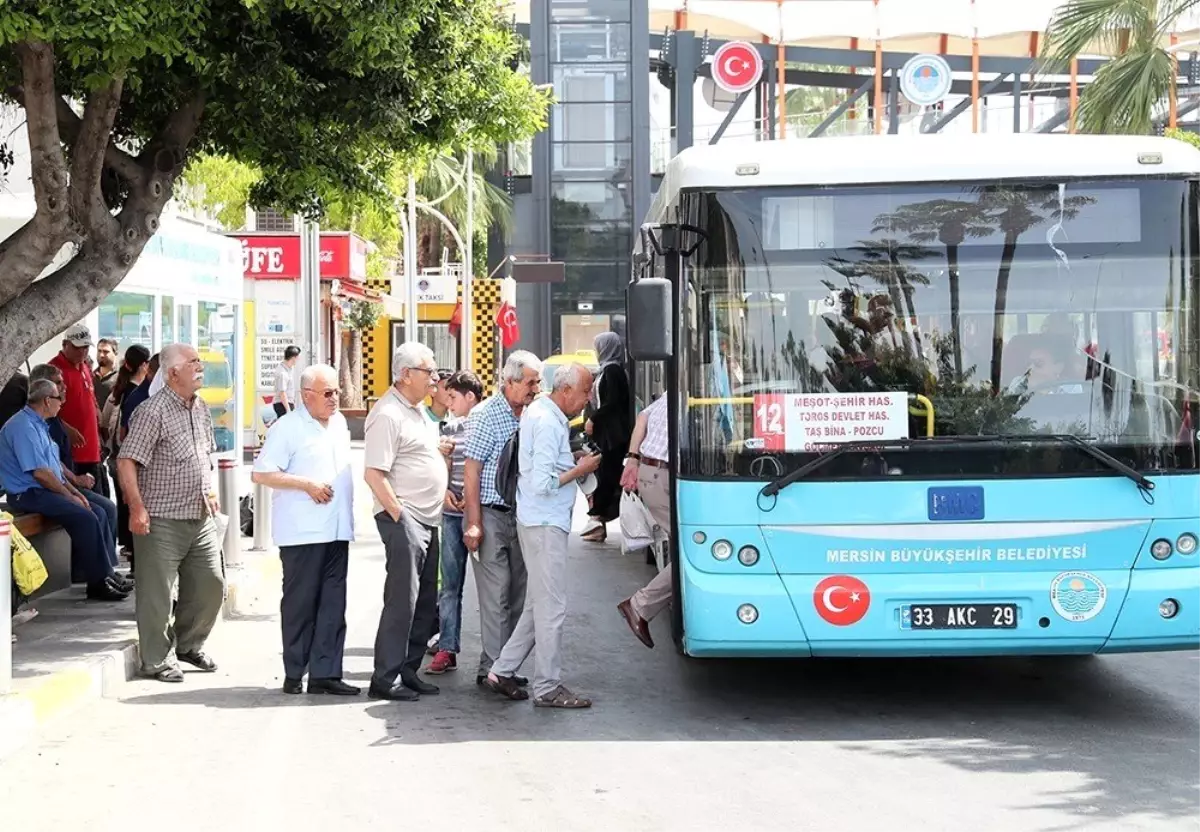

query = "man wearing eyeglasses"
[
  {"left": 363, "top": 342, "right": 448, "bottom": 701},
  {"left": 0, "top": 379, "right": 128, "bottom": 601},
  {"left": 252, "top": 364, "right": 357, "bottom": 696}
]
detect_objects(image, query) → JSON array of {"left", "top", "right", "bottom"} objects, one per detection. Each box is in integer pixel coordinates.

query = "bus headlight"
[
  {"left": 737, "top": 604, "right": 758, "bottom": 624},
  {"left": 737, "top": 545, "right": 759, "bottom": 566},
  {"left": 1159, "top": 598, "right": 1179, "bottom": 619},
  {"left": 711, "top": 540, "right": 733, "bottom": 561},
  {"left": 1150, "top": 538, "right": 1173, "bottom": 560},
  {"left": 1176, "top": 533, "right": 1198, "bottom": 556},
  {"left": 692, "top": 531, "right": 707, "bottom": 545}
]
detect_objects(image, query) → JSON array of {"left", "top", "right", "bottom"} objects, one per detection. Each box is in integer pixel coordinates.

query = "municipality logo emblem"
[
  {"left": 900, "top": 54, "right": 952, "bottom": 107},
  {"left": 1050, "top": 571, "right": 1107, "bottom": 622}
]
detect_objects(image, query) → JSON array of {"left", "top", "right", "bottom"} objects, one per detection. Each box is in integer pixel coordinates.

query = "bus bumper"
[{"left": 680, "top": 564, "right": 1200, "bottom": 658}]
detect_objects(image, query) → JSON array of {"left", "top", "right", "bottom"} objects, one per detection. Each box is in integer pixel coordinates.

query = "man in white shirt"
[
  {"left": 616, "top": 394, "right": 671, "bottom": 649},
  {"left": 252, "top": 364, "right": 357, "bottom": 695},
  {"left": 273, "top": 345, "right": 301, "bottom": 418},
  {"left": 363, "top": 342, "right": 448, "bottom": 702}
]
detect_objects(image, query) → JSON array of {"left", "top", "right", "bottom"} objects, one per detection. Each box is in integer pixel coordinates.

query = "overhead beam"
[{"left": 924, "top": 73, "right": 1013, "bottom": 133}]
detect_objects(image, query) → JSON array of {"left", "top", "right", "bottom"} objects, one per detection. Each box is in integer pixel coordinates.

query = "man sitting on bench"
[{"left": 0, "top": 378, "right": 129, "bottom": 601}]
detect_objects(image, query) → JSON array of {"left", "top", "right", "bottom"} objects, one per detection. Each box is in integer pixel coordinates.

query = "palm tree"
[
  {"left": 405, "top": 146, "right": 515, "bottom": 273},
  {"left": 974, "top": 186, "right": 1093, "bottom": 392},
  {"left": 1044, "top": 0, "right": 1198, "bottom": 134},
  {"left": 874, "top": 200, "right": 993, "bottom": 379}
]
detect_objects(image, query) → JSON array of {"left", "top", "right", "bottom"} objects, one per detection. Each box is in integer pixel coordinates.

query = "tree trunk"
[
  {"left": 338, "top": 329, "right": 355, "bottom": 408},
  {"left": 349, "top": 328, "right": 365, "bottom": 408},
  {"left": 0, "top": 64, "right": 205, "bottom": 382},
  {"left": 989, "top": 233, "right": 1018, "bottom": 394},
  {"left": 947, "top": 244, "right": 963, "bottom": 380}
]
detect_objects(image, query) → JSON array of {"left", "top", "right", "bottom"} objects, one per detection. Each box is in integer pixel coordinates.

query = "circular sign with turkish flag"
[
  {"left": 711, "top": 41, "right": 763, "bottom": 95},
  {"left": 813, "top": 575, "right": 871, "bottom": 626}
]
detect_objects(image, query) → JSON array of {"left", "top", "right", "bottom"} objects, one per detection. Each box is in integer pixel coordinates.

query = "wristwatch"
[{"left": 624, "top": 452, "right": 641, "bottom": 463}]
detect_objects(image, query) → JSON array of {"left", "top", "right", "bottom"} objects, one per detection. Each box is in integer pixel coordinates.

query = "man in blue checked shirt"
[
  {"left": 482, "top": 363, "right": 599, "bottom": 708},
  {"left": 462, "top": 350, "right": 543, "bottom": 686}
]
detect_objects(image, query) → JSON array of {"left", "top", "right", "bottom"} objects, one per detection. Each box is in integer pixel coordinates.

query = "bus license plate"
[{"left": 901, "top": 603, "right": 1017, "bottom": 630}]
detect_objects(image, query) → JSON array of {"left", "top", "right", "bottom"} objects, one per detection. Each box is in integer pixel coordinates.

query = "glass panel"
[
  {"left": 97, "top": 291, "right": 154, "bottom": 351},
  {"left": 393, "top": 322, "right": 458, "bottom": 372},
  {"left": 678, "top": 180, "right": 1200, "bottom": 478},
  {"left": 178, "top": 304, "right": 195, "bottom": 346},
  {"left": 551, "top": 141, "right": 632, "bottom": 176},
  {"left": 555, "top": 261, "right": 631, "bottom": 300},
  {"left": 552, "top": 64, "right": 630, "bottom": 103},
  {"left": 550, "top": 221, "right": 631, "bottom": 262},
  {"left": 552, "top": 181, "right": 632, "bottom": 224},
  {"left": 552, "top": 102, "right": 633, "bottom": 143},
  {"left": 159, "top": 295, "right": 175, "bottom": 347},
  {"left": 549, "top": 0, "right": 631, "bottom": 23},
  {"left": 198, "top": 301, "right": 239, "bottom": 453},
  {"left": 550, "top": 22, "right": 631, "bottom": 63}
]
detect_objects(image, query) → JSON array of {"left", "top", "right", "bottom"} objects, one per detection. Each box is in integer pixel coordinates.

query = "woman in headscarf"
[{"left": 581, "top": 331, "right": 633, "bottom": 543}]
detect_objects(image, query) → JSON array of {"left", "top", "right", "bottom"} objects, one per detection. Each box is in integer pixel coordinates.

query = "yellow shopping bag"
[{"left": 4, "top": 511, "right": 48, "bottom": 597}]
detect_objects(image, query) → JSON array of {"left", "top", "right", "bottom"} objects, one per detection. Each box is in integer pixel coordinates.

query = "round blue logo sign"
[
  {"left": 900, "top": 54, "right": 952, "bottom": 107},
  {"left": 1050, "top": 571, "right": 1108, "bottom": 622}
]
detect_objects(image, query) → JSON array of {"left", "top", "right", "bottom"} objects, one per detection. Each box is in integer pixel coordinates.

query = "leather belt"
[
  {"left": 640, "top": 457, "right": 668, "bottom": 469},
  {"left": 483, "top": 503, "right": 511, "bottom": 513}
]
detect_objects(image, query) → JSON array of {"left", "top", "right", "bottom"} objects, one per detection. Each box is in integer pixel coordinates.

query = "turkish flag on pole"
[
  {"left": 448, "top": 299, "right": 464, "bottom": 338},
  {"left": 495, "top": 301, "right": 521, "bottom": 349}
]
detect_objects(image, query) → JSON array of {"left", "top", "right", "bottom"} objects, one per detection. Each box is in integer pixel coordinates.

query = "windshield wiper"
[{"left": 758, "top": 433, "right": 1154, "bottom": 499}]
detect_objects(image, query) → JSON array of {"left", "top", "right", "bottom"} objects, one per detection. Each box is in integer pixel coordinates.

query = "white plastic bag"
[{"left": 619, "top": 490, "right": 663, "bottom": 556}]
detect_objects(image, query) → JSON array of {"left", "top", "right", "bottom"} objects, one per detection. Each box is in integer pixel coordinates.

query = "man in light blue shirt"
[
  {"left": 0, "top": 379, "right": 128, "bottom": 601},
  {"left": 482, "top": 363, "right": 600, "bottom": 709},
  {"left": 252, "top": 364, "right": 357, "bottom": 696}
]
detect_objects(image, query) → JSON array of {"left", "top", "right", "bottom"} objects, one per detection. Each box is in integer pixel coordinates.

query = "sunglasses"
[{"left": 303, "top": 388, "right": 340, "bottom": 400}]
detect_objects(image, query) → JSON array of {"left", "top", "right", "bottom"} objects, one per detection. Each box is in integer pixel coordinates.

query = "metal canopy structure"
[{"left": 505, "top": 0, "right": 1200, "bottom": 149}]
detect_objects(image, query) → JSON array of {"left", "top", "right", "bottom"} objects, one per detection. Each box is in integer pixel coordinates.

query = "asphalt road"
[{"left": 1, "top": 503, "right": 1197, "bottom": 832}]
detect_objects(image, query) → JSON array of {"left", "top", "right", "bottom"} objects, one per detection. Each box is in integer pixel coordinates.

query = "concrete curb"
[{"left": 0, "top": 640, "right": 139, "bottom": 761}]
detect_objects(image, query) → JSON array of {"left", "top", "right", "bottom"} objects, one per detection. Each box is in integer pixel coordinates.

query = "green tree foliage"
[
  {"left": 177, "top": 153, "right": 259, "bottom": 230},
  {"left": 1044, "top": 0, "right": 1197, "bottom": 134},
  {"left": 0, "top": 0, "right": 549, "bottom": 378}
]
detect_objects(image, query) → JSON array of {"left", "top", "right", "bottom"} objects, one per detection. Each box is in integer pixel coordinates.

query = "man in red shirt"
[{"left": 51, "top": 323, "right": 108, "bottom": 498}]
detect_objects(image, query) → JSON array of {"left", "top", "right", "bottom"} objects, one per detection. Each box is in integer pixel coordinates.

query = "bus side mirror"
[{"left": 626, "top": 277, "right": 673, "bottom": 360}]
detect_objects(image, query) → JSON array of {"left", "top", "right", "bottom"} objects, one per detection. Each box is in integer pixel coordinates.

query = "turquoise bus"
[{"left": 627, "top": 133, "right": 1199, "bottom": 658}]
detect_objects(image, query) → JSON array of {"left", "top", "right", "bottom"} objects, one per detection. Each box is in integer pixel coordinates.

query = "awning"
[{"left": 377, "top": 293, "right": 405, "bottom": 319}]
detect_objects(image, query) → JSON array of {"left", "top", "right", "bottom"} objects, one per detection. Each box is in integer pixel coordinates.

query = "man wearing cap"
[{"left": 51, "top": 324, "right": 108, "bottom": 498}]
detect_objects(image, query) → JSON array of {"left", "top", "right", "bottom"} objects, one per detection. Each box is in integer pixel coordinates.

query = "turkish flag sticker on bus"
[
  {"left": 753, "top": 392, "right": 909, "bottom": 452},
  {"left": 813, "top": 575, "right": 871, "bottom": 626}
]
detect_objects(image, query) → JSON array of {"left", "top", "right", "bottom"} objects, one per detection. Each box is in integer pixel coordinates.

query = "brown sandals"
[
  {"left": 534, "top": 686, "right": 592, "bottom": 709},
  {"left": 483, "top": 674, "right": 529, "bottom": 700}
]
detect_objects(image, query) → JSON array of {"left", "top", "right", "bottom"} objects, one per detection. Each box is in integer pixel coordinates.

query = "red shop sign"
[{"left": 235, "top": 234, "right": 367, "bottom": 281}]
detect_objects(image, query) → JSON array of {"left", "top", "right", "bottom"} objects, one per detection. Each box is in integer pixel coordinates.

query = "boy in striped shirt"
[{"left": 427, "top": 370, "right": 484, "bottom": 674}]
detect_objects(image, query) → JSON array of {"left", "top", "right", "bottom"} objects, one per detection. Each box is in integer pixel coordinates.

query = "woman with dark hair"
[
  {"left": 103, "top": 344, "right": 151, "bottom": 568},
  {"left": 581, "top": 331, "right": 632, "bottom": 543}
]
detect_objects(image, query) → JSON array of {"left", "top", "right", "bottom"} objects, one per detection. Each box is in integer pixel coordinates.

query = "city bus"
[{"left": 627, "top": 133, "right": 1199, "bottom": 658}]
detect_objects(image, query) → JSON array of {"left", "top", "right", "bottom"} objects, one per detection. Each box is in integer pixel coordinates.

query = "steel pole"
[
  {"left": 405, "top": 174, "right": 419, "bottom": 343},
  {"left": 217, "top": 459, "right": 242, "bottom": 570},
  {"left": 0, "top": 517, "right": 11, "bottom": 694},
  {"left": 462, "top": 151, "right": 474, "bottom": 371},
  {"left": 250, "top": 450, "right": 272, "bottom": 551}
]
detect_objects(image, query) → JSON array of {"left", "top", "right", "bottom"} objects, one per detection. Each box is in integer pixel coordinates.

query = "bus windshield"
[{"left": 680, "top": 178, "right": 1200, "bottom": 480}]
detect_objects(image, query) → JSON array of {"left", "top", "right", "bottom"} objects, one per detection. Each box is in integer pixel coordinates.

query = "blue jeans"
[
  {"left": 10, "top": 487, "right": 117, "bottom": 585},
  {"left": 438, "top": 513, "right": 468, "bottom": 653},
  {"left": 81, "top": 489, "right": 118, "bottom": 568}
]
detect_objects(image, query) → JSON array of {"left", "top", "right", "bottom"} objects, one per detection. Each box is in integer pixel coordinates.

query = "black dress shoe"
[
  {"left": 308, "top": 678, "right": 361, "bottom": 696},
  {"left": 368, "top": 680, "right": 420, "bottom": 701},
  {"left": 282, "top": 677, "right": 304, "bottom": 695},
  {"left": 401, "top": 673, "right": 439, "bottom": 695},
  {"left": 87, "top": 581, "right": 129, "bottom": 601}
]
